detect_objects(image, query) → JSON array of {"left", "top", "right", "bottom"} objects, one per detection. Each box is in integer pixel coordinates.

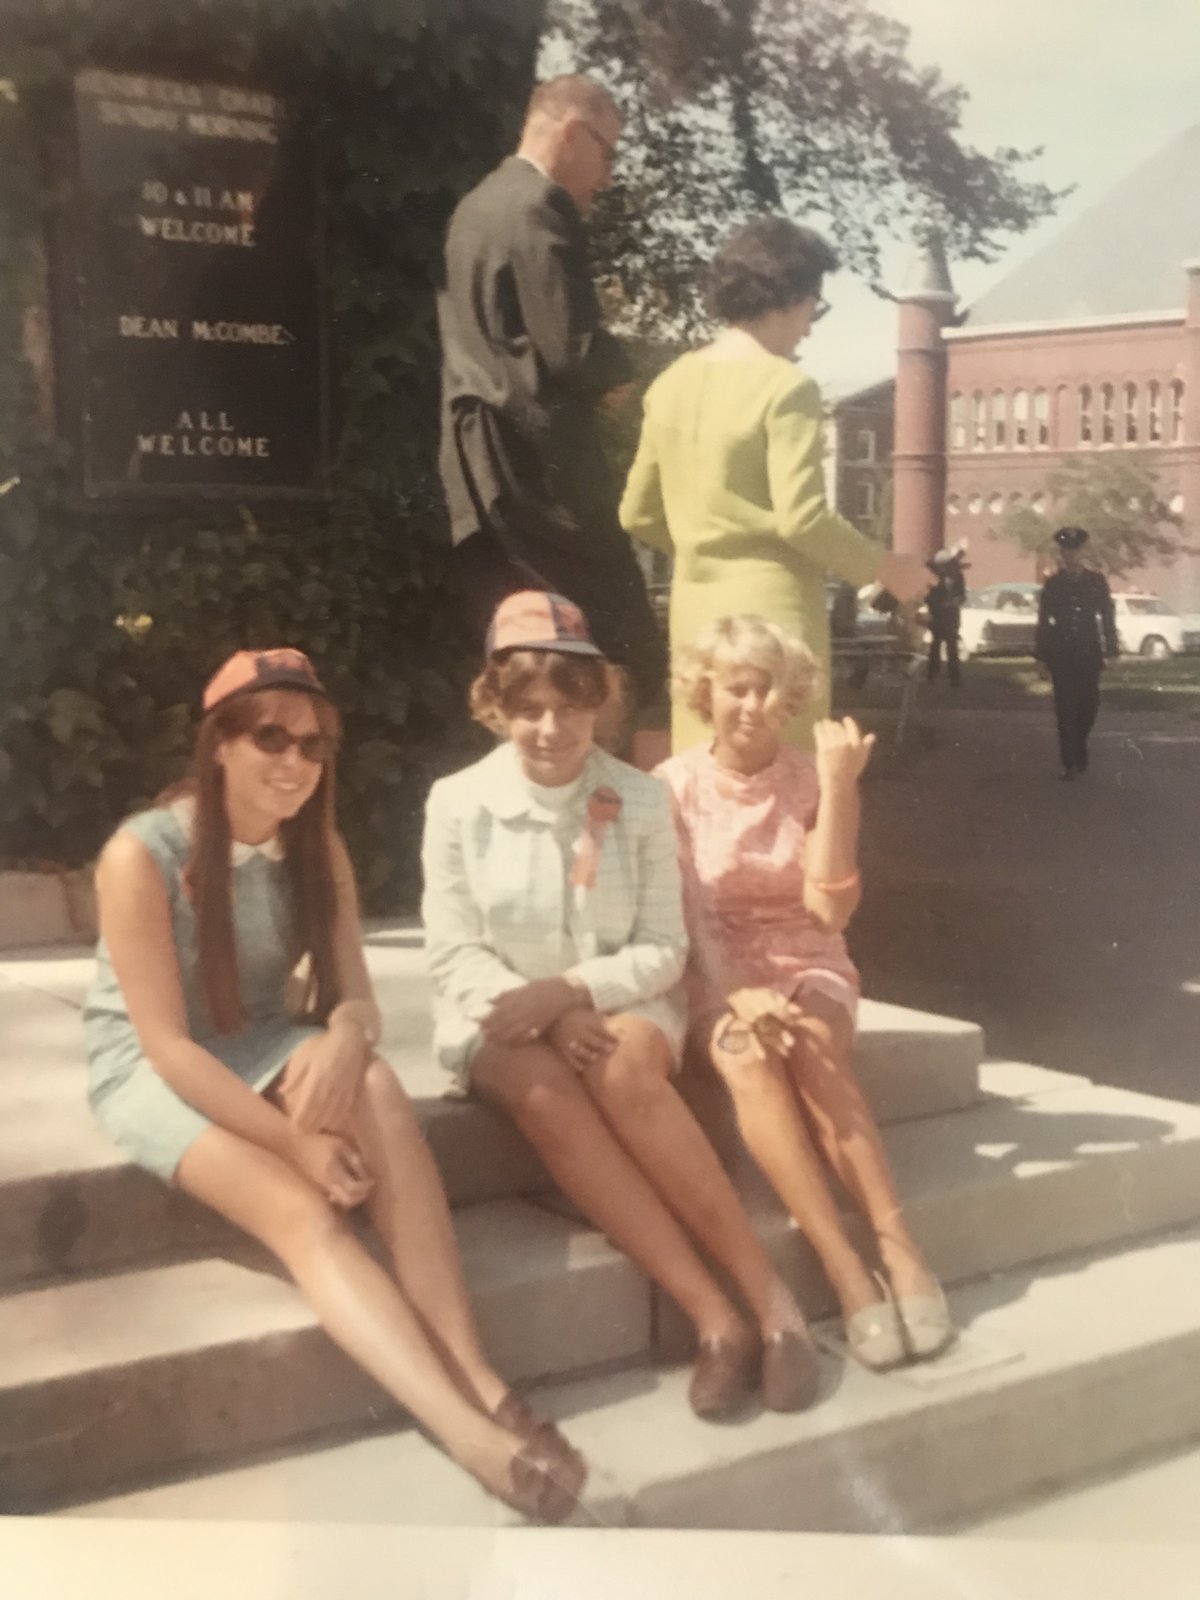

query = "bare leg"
[
  {"left": 786, "top": 991, "right": 939, "bottom": 1301},
  {"left": 175, "top": 1126, "right": 527, "bottom": 1502},
  {"left": 344, "top": 1058, "right": 509, "bottom": 1416},
  {"left": 580, "top": 1015, "right": 805, "bottom": 1338},
  {"left": 472, "top": 1037, "right": 747, "bottom": 1345},
  {"left": 706, "top": 1013, "right": 881, "bottom": 1320}
]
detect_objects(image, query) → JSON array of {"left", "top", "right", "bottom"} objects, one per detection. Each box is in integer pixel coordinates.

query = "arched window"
[
  {"left": 1079, "top": 384, "right": 1093, "bottom": 444},
  {"left": 1124, "top": 382, "right": 1138, "bottom": 444},
  {"left": 854, "top": 429, "right": 876, "bottom": 463},
  {"left": 946, "top": 493, "right": 961, "bottom": 518},
  {"left": 1034, "top": 389, "right": 1049, "bottom": 447},
  {"left": 972, "top": 391, "right": 987, "bottom": 450},
  {"left": 992, "top": 390, "right": 1007, "bottom": 448},
  {"left": 1170, "top": 491, "right": 1185, "bottom": 516},
  {"left": 950, "top": 393, "right": 966, "bottom": 451},
  {"left": 1148, "top": 380, "right": 1163, "bottom": 443},
  {"left": 1013, "top": 389, "right": 1029, "bottom": 448},
  {"left": 1171, "top": 379, "right": 1185, "bottom": 443},
  {"left": 1031, "top": 492, "right": 1047, "bottom": 516},
  {"left": 967, "top": 492, "right": 983, "bottom": 516},
  {"left": 1101, "top": 383, "right": 1115, "bottom": 444},
  {"left": 987, "top": 492, "right": 1004, "bottom": 516}
]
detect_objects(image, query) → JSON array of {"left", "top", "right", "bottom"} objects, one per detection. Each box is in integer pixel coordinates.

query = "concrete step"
[
  {"left": 0, "top": 1198, "right": 651, "bottom": 1513},
  {"left": 652, "top": 1062, "right": 1200, "bottom": 1345},
  {"left": 8, "top": 1064, "right": 1200, "bottom": 1513},
  {"left": 0, "top": 938, "right": 982, "bottom": 1290},
  {"left": 67, "top": 1221, "right": 1200, "bottom": 1535}
]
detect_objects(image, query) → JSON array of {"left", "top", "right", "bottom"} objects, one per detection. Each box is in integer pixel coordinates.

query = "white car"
[
  {"left": 957, "top": 583, "right": 1041, "bottom": 660},
  {"left": 1111, "top": 593, "right": 1200, "bottom": 658}
]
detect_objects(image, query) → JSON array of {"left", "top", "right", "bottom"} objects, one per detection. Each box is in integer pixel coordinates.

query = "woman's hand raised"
[{"left": 813, "top": 717, "right": 875, "bottom": 789}]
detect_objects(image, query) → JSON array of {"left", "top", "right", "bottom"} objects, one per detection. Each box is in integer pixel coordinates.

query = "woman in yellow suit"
[{"left": 620, "top": 217, "right": 929, "bottom": 751}]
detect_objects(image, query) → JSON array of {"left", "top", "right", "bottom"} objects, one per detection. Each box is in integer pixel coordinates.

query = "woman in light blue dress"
[{"left": 84, "top": 646, "right": 583, "bottom": 1522}]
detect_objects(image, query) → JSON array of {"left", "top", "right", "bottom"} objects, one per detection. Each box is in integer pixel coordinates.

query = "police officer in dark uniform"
[
  {"left": 926, "top": 547, "right": 967, "bottom": 687},
  {"left": 1034, "top": 526, "right": 1118, "bottom": 780}
]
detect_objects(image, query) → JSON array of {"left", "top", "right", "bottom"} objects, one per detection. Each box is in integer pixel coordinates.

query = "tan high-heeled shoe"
[
  {"left": 844, "top": 1274, "right": 907, "bottom": 1371},
  {"left": 894, "top": 1281, "right": 955, "bottom": 1361}
]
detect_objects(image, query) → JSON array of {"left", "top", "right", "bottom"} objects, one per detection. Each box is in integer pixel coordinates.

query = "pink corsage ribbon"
[{"left": 570, "top": 786, "right": 622, "bottom": 890}]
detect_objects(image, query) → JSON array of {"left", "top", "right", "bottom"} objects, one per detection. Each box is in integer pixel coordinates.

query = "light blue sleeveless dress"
[{"left": 83, "top": 801, "right": 322, "bottom": 1181}]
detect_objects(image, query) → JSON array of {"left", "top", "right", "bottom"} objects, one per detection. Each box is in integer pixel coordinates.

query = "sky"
[{"left": 806, "top": 0, "right": 1200, "bottom": 398}]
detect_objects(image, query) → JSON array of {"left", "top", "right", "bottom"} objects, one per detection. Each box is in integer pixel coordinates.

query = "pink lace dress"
[{"left": 656, "top": 743, "right": 860, "bottom": 1032}]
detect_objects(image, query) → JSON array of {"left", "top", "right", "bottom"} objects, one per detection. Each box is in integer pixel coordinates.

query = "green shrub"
[{"left": 0, "top": 0, "right": 542, "bottom": 907}]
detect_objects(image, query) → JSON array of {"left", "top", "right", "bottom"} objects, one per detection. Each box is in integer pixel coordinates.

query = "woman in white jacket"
[{"left": 422, "top": 592, "right": 818, "bottom": 1418}]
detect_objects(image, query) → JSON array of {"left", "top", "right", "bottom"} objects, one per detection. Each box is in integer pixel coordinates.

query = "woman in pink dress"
[{"left": 657, "top": 615, "right": 953, "bottom": 1369}]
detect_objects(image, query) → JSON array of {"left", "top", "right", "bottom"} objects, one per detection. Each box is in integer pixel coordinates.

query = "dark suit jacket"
[
  {"left": 437, "top": 156, "right": 632, "bottom": 561},
  {"left": 1035, "top": 569, "right": 1118, "bottom": 667}
]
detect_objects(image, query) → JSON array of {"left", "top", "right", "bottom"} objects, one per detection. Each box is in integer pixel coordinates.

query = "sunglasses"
[{"left": 249, "top": 722, "right": 338, "bottom": 764}]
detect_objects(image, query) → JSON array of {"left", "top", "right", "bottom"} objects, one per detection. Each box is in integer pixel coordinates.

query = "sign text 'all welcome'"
[{"left": 73, "top": 68, "right": 329, "bottom": 499}]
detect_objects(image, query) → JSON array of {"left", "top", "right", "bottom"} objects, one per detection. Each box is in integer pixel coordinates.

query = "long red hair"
[{"left": 160, "top": 687, "right": 343, "bottom": 1035}]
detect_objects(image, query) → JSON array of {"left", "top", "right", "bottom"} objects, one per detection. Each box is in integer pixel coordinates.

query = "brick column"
[
  {"left": 1181, "top": 261, "right": 1200, "bottom": 605},
  {"left": 892, "top": 241, "right": 957, "bottom": 561}
]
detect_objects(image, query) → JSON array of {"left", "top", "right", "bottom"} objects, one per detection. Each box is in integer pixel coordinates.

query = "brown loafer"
[
  {"left": 493, "top": 1389, "right": 574, "bottom": 1459},
  {"left": 505, "top": 1434, "right": 588, "bottom": 1524},
  {"left": 688, "top": 1329, "right": 759, "bottom": 1418},
  {"left": 761, "top": 1328, "right": 821, "bottom": 1412}
]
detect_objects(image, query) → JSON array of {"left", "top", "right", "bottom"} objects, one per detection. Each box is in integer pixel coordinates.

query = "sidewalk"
[{"left": 856, "top": 705, "right": 1200, "bottom": 1106}]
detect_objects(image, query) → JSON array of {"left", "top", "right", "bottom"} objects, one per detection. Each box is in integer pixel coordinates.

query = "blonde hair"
[{"left": 672, "top": 615, "right": 821, "bottom": 726}]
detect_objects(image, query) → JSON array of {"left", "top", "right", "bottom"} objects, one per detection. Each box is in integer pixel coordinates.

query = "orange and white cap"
[
  {"left": 202, "top": 648, "right": 328, "bottom": 712},
  {"left": 485, "top": 591, "right": 602, "bottom": 659}
]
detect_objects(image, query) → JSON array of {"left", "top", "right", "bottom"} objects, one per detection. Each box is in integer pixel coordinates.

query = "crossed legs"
[{"left": 174, "top": 1059, "right": 554, "bottom": 1510}]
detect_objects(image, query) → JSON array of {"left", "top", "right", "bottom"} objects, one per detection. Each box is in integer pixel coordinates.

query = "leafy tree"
[
  {"left": 994, "top": 454, "right": 1191, "bottom": 579},
  {"left": 541, "top": 0, "right": 1064, "bottom": 336}
]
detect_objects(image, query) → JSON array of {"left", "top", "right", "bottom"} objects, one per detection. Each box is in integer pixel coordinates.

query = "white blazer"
[{"left": 421, "top": 741, "right": 688, "bottom": 1085}]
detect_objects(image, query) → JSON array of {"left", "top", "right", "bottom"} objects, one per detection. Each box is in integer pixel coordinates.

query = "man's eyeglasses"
[
  {"left": 249, "top": 723, "right": 338, "bottom": 764},
  {"left": 578, "top": 121, "right": 618, "bottom": 164}
]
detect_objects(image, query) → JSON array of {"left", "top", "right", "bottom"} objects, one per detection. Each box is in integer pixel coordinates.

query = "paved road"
[{"left": 854, "top": 707, "right": 1200, "bottom": 1106}]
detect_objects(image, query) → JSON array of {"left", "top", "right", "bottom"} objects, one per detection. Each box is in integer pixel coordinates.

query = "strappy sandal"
[{"left": 844, "top": 1274, "right": 907, "bottom": 1371}]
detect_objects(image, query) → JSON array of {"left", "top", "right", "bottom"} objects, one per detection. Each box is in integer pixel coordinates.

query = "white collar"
[
  {"left": 478, "top": 743, "right": 604, "bottom": 823},
  {"left": 170, "top": 797, "right": 285, "bottom": 862},
  {"left": 516, "top": 151, "right": 552, "bottom": 182}
]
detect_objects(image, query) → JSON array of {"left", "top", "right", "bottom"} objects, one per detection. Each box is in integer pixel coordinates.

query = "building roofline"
[
  {"left": 946, "top": 309, "right": 1184, "bottom": 343},
  {"left": 833, "top": 377, "right": 895, "bottom": 409}
]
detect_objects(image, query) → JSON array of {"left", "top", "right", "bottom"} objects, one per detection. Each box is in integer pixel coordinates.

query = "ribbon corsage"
[{"left": 570, "top": 785, "right": 622, "bottom": 891}]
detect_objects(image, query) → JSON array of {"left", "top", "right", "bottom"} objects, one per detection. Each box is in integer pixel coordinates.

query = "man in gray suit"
[{"left": 437, "top": 74, "right": 666, "bottom": 706}]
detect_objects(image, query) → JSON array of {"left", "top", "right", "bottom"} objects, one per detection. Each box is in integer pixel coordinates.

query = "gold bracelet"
[
  {"left": 810, "top": 869, "right": 861, "bottom": 894},
  {"left": 329, "top": 1000, "right": 381, "bottom": 1049}
]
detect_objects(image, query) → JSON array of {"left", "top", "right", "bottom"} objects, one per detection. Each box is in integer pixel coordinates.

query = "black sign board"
[{"left": 72, "top": 68, "right": 329, "bottom": 499}]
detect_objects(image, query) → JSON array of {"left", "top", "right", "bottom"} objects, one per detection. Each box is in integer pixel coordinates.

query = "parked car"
[
  {"left": 1111, "top": 593, "right": 1200, "bottom": 658},
  {"left": 956, "top": 583, "right": 1041, "bottom": 660},
  {"left": 824, "top": 581, "right": 899, "bottom": 643}
]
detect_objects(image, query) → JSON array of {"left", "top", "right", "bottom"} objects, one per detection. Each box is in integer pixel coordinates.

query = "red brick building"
[{"left": 837, "top": 124, "right": 1200, "bottom": 606}]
